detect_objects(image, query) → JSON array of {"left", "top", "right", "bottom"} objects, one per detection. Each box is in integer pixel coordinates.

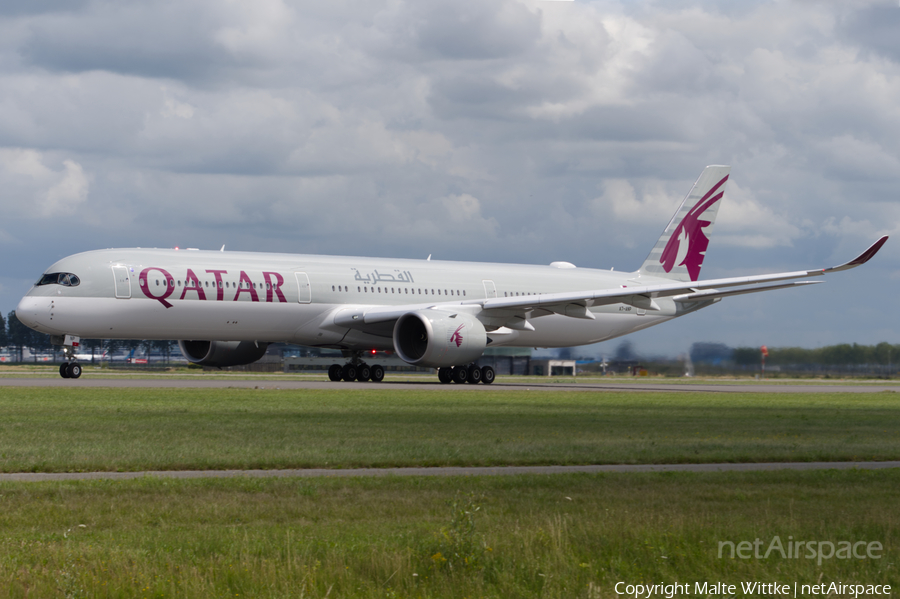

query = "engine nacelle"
[
  {"left": 178, "top": 340, "right": 269, "bottom": 368},
  {"left": 393, "top": 310, "right": 487, "bottom": 368}
]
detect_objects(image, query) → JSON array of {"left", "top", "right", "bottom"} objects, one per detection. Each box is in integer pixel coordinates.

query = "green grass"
[
  {"left": 1, "top": 388, "right": 899, "bottom": 472},
  {"left": 0, "top": 386, "right": 897, "bottom": 597},
  {"left": 0, "top": 470, "right": 897, "bottom": 598}
]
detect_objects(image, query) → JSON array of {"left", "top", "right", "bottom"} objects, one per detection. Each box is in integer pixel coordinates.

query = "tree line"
[
  {"left": 1, "top": 311, "right": 176, "bottom": 362},
  {"left": 691, "top": 341, "right": 899, "bottom": 368},
  {"left": 733, "top": 343, "right": 899, "bottom": 368}
]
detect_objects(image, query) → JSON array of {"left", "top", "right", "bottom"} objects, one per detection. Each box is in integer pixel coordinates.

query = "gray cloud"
[
  {"left": 0, "top": 0, "right": 897, "bottom": 356},
  {"left": 839, "top": 4, "right": 900, "bottom": 63}
]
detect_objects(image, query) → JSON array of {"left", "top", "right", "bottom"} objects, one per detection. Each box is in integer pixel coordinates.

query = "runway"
[
  {"left": 2, "top": 461, "right": 899, "bottom": 482},
  {"left": 1, "top": 376, "right": 898, "bottom": 393}
]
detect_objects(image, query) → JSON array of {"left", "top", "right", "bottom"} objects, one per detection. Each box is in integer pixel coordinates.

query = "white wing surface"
[{"left": 332, "top": 236, "right": 888, "bottom": 331}]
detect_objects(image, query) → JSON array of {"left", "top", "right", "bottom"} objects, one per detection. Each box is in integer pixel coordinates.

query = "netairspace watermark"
[
  {"left": 614, "top": 581, "right": 891, "bottom": 599},
  {"left": 718, "top": 536, "right": 883, "bottom": 566}
]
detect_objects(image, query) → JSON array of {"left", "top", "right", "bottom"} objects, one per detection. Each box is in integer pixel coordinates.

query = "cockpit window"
[{"left": 35, "top": 272, "right": 81, "bottom": 287}]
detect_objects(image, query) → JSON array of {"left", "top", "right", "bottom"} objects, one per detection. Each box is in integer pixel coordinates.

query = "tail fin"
[{"left": 638, "top": 165, "right": 730, "bottom": 282}]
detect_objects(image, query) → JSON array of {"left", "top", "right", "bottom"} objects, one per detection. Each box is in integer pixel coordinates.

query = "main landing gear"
[
  {"left": 328, "top": 352, "right": 385, "bottom": 382},
  {"left": 437, "top": 364, "right": 495, "bottom": 385}
]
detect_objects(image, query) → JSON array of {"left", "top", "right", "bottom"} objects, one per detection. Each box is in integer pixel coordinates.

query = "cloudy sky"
[{"left": 1, "top": 0, "right": 898, "bottom": 357}]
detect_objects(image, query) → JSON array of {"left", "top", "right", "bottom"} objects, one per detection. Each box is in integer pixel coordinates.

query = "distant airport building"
[{"left": 528, "top": 359, "right": 576, "bottom": 377}]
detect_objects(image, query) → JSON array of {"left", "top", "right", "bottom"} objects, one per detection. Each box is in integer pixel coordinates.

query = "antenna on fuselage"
[
  {"left": 220, "top": 245, "right": 225, "bottom": 252},
  {"left": 427, "top": 254, "right": 431, "bottom": 261}
]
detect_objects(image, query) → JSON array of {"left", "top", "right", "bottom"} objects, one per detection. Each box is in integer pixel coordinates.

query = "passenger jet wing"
[{"left": 333, "top": 236, "right": 888, "bottom": 330}]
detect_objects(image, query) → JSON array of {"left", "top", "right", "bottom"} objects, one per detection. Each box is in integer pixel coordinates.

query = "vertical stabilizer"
[{"left": 638, "top": 165, "right": 730, "bottom": 282}]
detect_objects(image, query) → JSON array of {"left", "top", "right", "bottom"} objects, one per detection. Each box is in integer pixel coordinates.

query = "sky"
[{"left": 1, "top": 0, "right": 898, "bottom": 358}]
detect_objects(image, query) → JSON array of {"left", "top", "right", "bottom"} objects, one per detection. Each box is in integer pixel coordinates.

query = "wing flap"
[{"left": 671, "top": 280, "right": 824, "bottom": 302}]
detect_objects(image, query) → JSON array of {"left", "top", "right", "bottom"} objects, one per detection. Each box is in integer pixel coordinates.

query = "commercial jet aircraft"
[{"left": 15, "top": 166, "right": 888, "bottom": 382}]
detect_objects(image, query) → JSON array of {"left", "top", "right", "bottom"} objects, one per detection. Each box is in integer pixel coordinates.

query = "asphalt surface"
[
  {"left": 2, "top": 461, "right": 899, "bottom": 482},
  {"left": 1, "top": 376, "right": 899, "bottom": 393}
]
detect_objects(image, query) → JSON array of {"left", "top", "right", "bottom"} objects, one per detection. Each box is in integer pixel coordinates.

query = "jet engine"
[
  {"left": 178, "top": 340, "right": 269, "bottom": 368},
  {"left": 393, "top": 310, "right": 487, "bottom": 368}
]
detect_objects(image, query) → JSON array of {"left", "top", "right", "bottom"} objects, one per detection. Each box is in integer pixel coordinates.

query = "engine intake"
[
  {"left": 178, "top": 340, "right": 268, "bottom": 368},
  {"left": 393, "top": 310, "right": 486, "bottom": 368}
]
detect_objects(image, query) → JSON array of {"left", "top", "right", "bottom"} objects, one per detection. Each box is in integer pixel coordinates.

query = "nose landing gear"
[
  {"left": 57, "top": 337, "right": 83, "bottom": 379},
  {"left": 59, "top": 361, "right": 83, "bottom": 379}
]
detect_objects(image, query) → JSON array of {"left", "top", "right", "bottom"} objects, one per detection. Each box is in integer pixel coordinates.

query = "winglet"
[{"left": 823, "top": 236, "right": 889, "bottom": 273}]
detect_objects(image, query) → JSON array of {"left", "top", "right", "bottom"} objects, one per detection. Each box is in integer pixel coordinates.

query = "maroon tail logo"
[
  {"left": 450, "top": 324, "right": 464, "bottom": 347},
  {"left": 659, "top": 175, "right": 728, "bottom": 281}
]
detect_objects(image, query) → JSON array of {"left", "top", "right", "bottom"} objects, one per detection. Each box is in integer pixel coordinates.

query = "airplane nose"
[{"left": 15, "top": 297, "right": 45, "bottom": 331}]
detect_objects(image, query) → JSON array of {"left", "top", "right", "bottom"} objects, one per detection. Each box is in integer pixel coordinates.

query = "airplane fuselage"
[{"left": 16, "top": 247, "right": 692, "bottom": 351}]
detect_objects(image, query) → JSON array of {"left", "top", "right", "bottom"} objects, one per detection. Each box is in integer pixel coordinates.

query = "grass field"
[
  {"left": 1, "top": 385, "right": 898, "bottom": 597},
  {"left": 1, "top": 470, "right": 897, "bottom": 598},
  {"left": 0, "top": 387, "right": 899, "bottom": 472}
]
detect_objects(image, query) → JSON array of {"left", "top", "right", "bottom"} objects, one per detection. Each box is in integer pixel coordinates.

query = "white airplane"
[{"left": 15, "top": 166, "right": 888, "bottom": 382}]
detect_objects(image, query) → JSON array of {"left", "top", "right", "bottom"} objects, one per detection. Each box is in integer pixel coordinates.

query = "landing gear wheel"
[
  {"left": 438, "top": 367, "right": 452, "bottom": 384},
  {"left": 342, "top": 364, "right": 358, "bottom": 382},
  {"left": 481, "top": 366, "right": 495, "bottom": 384},
  {"left": 370, "top": 364, "right": 385, "bottom": 382},
  {"left": 356, "top": 364, "right": 371, "bottom": 382},
  {"left": 451, "top": 366, "right": 468, "bottom": 384},
  {"left": 328, "top": 364, "right": 343, "bottom": 382},
  {"left": 66, "top": 363, "right": 82, "bottom": 379},
  {"left": 466, "top": 364, "right": 482, "bottom": 384},
  {"left": 60, "top": 362, "right": 71, "bottom": 379}
]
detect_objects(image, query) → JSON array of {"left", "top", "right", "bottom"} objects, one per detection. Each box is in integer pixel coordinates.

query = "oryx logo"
[
  {"left": 659, "top": 174, "right": 728, "bottom": 281},
  {"left": 450, "top": 324, "right": 465, "bottom": 347}
]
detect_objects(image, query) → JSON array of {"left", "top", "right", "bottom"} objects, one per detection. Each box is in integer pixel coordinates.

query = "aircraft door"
[
  {"left": 112, "top": 266, "right": 131, "bottom": 299},
  {"left": 295, "top": 272, "right": 311, "bottom": 303},
  {"left": 482, "top": 280, "right": 497, "bottom": 298}
]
